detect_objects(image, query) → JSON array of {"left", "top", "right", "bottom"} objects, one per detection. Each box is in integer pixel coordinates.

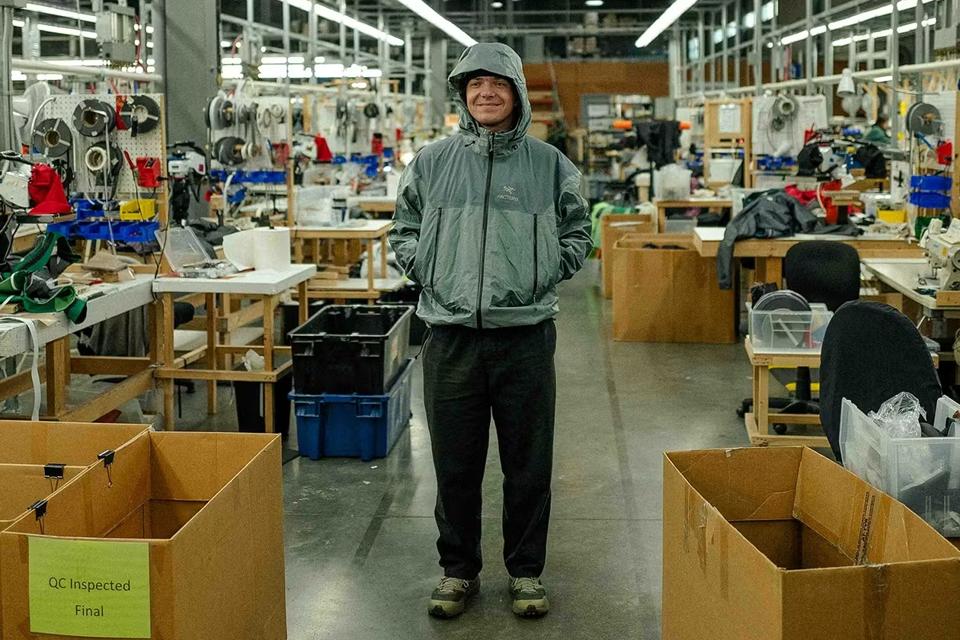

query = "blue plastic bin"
[
  {"left": 909, "top": 192, "right": 952, "bottom": 209},
  {"left": 290, "top": 358, "right": 414, "bottom": 461},
  {"left": 910, "top": 175, "right": 953, "bottom": 192}
]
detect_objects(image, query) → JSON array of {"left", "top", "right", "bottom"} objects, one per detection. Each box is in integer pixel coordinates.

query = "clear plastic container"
[
  {"left": 730, "top": 188, "right": 766, "bottom": 218},
  {"left": 748, "top": 303, "right": 833, "bottom": 353},
  {"left": 840, "top": 397, "right": 960, "bottom": 536}
]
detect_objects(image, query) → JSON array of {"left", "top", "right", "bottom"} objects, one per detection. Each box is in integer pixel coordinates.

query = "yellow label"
[{"left": 29, "top": 537, "right": 151, "bottom": 638}]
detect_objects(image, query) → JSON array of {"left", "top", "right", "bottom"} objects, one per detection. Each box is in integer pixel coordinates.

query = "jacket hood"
[{"left": 448, "top": 43, "right": 531, "bottom": 152}]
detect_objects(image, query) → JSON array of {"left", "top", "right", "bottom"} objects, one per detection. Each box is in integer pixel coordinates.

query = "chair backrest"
[
  {"left": 820, "top": 301, "right": 941, "bottom": 460},
  {"left": 784, "top": 241, "right": 861, "bottom": 311}
]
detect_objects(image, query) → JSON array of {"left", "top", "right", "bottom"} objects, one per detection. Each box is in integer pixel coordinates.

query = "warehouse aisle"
[{"left": 280, "top": 261, "right": 752, "bottom": 640}]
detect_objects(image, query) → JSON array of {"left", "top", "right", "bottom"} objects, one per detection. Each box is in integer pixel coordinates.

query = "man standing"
[{"left": 389, "top": 43, "right": 591, "bottom": 620}]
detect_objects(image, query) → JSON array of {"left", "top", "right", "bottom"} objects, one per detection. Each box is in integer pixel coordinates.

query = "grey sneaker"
[
  {"left": 509, "top": 576, "right": 549, "bottom": 618},
  {"left": 428, "top": 576, "right": 480, "bottom": 618}
]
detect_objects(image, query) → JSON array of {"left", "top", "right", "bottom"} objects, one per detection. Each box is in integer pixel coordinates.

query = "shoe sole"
[
  {"left": 512, "top": 598, "right": 549, "bottom": 618},
  {"left": 428, "top": 603, "right": 464, "bottom": 619}
]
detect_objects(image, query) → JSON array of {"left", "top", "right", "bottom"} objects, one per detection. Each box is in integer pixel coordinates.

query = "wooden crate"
[
  {"left": 600, "top": 213, "right": 656, "bottom": 299},
  {"left": 611, "top": 233, "right": 736, "bottom": 344}
]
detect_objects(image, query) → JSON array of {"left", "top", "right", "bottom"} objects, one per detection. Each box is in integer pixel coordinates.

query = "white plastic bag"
[
  {"left": 655, "top": 164, "right": 692, "bottom": 200},
  {"left": 868, "top": 391, "right": 925, "bottom": 438}
]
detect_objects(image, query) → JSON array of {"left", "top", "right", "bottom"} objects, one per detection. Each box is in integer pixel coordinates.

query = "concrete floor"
[{"left": 175, "top": 261, "right": 754, "bottom": 639}]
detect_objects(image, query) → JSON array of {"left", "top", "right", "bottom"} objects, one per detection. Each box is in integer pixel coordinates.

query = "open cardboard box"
[
  {"left": 663, "top": 447, "right": 960, "bottom": 640},
  {"left": 0, "top": 431, "right": 286, "bottom": 640}
]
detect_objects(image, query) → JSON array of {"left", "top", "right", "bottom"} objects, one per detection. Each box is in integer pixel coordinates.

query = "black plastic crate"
[
  {"left": 377, "top": 285, "right": 427, "bottom": 345},
  {"left": 289, "top": 304, "right": 413, "bottom": 395}
]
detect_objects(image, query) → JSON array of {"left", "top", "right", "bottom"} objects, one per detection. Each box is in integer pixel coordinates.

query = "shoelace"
[
  {"left": 437, "top": 577, "right": 469, "bottom": 593},
  {"left": 512, "top": 577, "right": 540, "bottom": 594}
]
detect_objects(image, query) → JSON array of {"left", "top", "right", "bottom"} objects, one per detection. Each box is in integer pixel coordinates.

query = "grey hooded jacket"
[{"left": 389, "top": 43, "right": 591, "bottom": 329}]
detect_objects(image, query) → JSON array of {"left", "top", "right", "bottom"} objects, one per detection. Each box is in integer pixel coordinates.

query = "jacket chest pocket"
[
  {"left": 485, "top": 209, "right": 560, "bottom": 308},
  {"left": 414, "top": 208, "right": 443, "bottom": 286}
]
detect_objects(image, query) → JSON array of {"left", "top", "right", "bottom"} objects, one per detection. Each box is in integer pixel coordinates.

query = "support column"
[
  {"left": 0, "top": 0, "right": 24, "bottom": 151},
  {"left": 721, "top": 4, "right": 729, "bottom": 88},
  {"left": 891, "top": 0, "right": 900, "bottom": 141},
  {"left": 429, "top": 32, "right": 446, "bottom": 130},
  {"left": 805, "top": 0, "right": 814, "bottom": 94},
  {"left": 753, "top": 0, "right": 762, "bottom": 93},
  {"left": 162, "top": 0, "right": 220, "bottom": 145}
]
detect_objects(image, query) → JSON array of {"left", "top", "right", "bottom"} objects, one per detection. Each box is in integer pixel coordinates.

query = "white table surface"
[
  {"left": 292, "top": 220, "right": 392, "bottom": 233},
  {"left": 694, "top": 227, "right": 910, "bottom": 243},
  {"left": 861, "top": 258, "right": 953, "bottom": 310},
  {"left": 0, "top": 276, "right": 155, "bottom": 358},
  {"left": 153, "top": 264, "right": 316, "bottom": 295}
]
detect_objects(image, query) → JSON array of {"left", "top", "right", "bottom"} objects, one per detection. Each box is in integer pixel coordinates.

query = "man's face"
[{"left": 465, "top": 75, "right": 516, "bottom": 132}]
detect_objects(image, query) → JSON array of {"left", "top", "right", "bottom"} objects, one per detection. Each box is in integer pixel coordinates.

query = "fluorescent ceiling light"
[
  {"left": 781, "top": 0, "right": 933, "bottom": 45},
  {"left": 831, "top": 17, "right": 936, "bottom": 46},
  {"left": 221, "top": 60, "right": 382, "bottom": 80},
  {"left": 636, "top": 0, "right": 697, "bottom": 48},
  {"left": 12, "top": 19, "right": 96, "bottom": 39},
  {"left": 279, "top": 0, "right": 404, "bottom": 47},
  {"left": 23, "top": 2, "right": 96, "bottom": 23},
  {"left": 392, "top": 0, "right": 478, "bottom": 47},
  {"left": 491, "top": 1, "right": 503, "bottom": 7},
  {"left": 12, "top": 71, "right": 65, "bottom": 81},
  {"left": 874, "top": 75, "right": 893, "bottom": 82},
  {"left": 585, "top": 0, "right": 604, "bottom": 6}
]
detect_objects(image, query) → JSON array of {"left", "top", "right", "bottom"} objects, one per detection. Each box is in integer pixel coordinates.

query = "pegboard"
[
  {"left": 208, "top": 87, "right": 292, "bottom": 171},
  {"left": 34, "top": 94, "right": 166, "bottom": 200},
  {"left": 751, "top": 94, "right": 828, "bottom": 157}
]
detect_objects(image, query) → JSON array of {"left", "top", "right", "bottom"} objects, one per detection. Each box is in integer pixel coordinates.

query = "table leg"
[
  {"left": 755, "top": 365, "right": 770, "bottom": 438},
  {"left": 657, "top": 205, "right": 665, "bottom": 233},
  {"left": 161, "top": 293, "right": 176, "bottom": 431},
  {"left": 262, "top": 294, "right": 277, "bottom": 434},
  {"left": 367, "top": 239, "right": 375, "bottom": 292},
  {"left": 206, "top": 293, "right": 218, "bottom": 415},
  {"left": 380, "top": 235, "right": 388, "bottom": 278},
  {"left": 756, "top": 257, "right": 783, "bottom": 287},
  {"left": 45, "top": 338, "right": 69, "bottom": 417},
  {"left": 298, "top": 281, "right": 309, "bottom": 325}
]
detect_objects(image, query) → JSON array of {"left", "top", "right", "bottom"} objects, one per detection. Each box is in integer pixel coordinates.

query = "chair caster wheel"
[{"left": 773, "top": 424, "right": 788, "bottom": 435}]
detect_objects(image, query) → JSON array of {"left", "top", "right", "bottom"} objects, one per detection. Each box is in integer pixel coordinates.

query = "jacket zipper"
[
  {"left": 476, "top": 133, "right": 495, "bottom": 329},
  {"left": 533, "top": 214, "right": 539, "bottom": 302},
  {"left": 429, "top": 208, "right": 443, "bottom": 290}
]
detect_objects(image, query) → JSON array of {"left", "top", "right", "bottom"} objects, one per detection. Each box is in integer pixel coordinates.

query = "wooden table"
[
  {"left": 0, "top": 276, "right": 158, "bottom": 422},
  {"left": 744, "top": 337, "right": 830, "bottom": 449},
  {"left": 861, "top": 259, "right": 960, "bottom": 316},
  {"left": 348, "top": 195, "right": 395, "bottom": 217},
  {"left": 694, "top": 227, "right": 925, "bottom": 284},
  {"left": 653, "top": 198, "right": 732, "bottom": 233},
  {"left": 153, "top": 265, "right": 316, "bottom": 432},
  {"left": 292, "top": 220, "right": 405, "bottom": 301}
]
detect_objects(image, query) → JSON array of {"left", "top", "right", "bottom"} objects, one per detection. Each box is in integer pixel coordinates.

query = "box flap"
[
  {"left": 666, "top": 448, "right": 801, "bottom": 521},
  {"left": 614, "top": 232, "right": 694, "bottom": 251},
  {"left": 0, "top": 420, "right": 149, "bottom": 466},
  {"left": 793, "top": 448, "right": 960, "bottom": 564}
]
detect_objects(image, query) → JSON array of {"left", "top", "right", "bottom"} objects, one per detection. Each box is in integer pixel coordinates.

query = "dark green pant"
[{"left": 422, "top": 320, "right": 556, "bottom": 579}]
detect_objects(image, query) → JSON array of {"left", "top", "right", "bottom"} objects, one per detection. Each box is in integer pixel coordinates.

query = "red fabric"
[
  {"left": 938, "top": 141, "right": 953, "bottom": 166},
  {"left": 314, "top": 135, "right": 333, "bottom": 162},
  {"left": 136, "top": 157, "right": 162, "bottom": 188},
  {"left": 371, "top": 133, "right": 384, "bottom": 156},
  {"left": 28, "top": 164, "right": 72, "bottom": 216},
  {"left": 784, "top": 184, "right": 819, "bottom": 207}
]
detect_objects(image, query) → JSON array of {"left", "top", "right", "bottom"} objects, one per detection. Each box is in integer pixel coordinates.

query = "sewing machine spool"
[
  {"left": 32, "top": 119, "right": 73, "bottom": 158},
  {"left": 72, "top": 99, "right": 116, "bottom": 137}
]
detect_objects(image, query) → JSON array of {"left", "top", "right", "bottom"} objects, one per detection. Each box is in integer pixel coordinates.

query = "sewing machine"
[{"left": 920, "top": 217, "right": 960, "bottom": 291}]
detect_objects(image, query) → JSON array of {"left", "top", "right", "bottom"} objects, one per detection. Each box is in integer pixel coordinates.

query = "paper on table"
[{"left": 29, "top": 537, "right": 151, "bottom": 638}]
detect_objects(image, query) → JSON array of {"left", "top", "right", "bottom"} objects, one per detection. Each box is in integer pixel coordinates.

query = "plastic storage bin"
[
  {"left": 290, "top": 358, "right": 414, "bottom": 461},
  {"left": 289, "top": 304, "right": 413, "bottom": 394},
  {"left": 840, "top": 397, "right": 960, "bottom": 536},
  {"left": 748, "top": 303, "right": 833, "bottom": 353}
]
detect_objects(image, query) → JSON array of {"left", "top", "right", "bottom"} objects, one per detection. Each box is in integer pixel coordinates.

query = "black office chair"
[
  {"left": 738, "top": 241, "right": 861, "bottom": 426},
  {"left": 820, "top": 300, "right": 941, "bottom": 460}
]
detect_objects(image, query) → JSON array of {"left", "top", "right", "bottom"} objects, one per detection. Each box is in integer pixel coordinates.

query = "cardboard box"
[
  {"left": 0, "top": 431, "right": 286, "bottom": 640},
  {"left": 0, "top": 465, "right": 85, "bottom": 530},
  {"left": 612, "top": 233, "right": 735, "bottom": 343},
  {"left": 600, "top": 213, "right": 656, "bottom": 299},
  {"left": 663, "top": 447, "right": 960, "bottom": 640},
  {"left": 0, "top": 420, "right": 149, "bottom": 466}
]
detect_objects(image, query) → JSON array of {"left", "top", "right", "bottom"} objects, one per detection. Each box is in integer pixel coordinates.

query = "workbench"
[
  {"left": 292, "top": 220, "right": 405, "bottom": 301},
  {"left": 348, "top": 195, "right": 396, "bottom": 218},
  {"left": 654, "top": 198, "right": 732, "bottom": 233},
  {"left": 0, "top": 276, "right": 158, "bottom": 423},
  {"left": 153, "top": 264, "right": 316, "bottom": 432},
  {"left": 743, "top": 337, "right": 830, "bottom": 449},
  {"left": 694, "top": 227, "right": 924, "bottom": 284},
  {"left": 861, "top": 259, "right": 960, "bottom": 317}
]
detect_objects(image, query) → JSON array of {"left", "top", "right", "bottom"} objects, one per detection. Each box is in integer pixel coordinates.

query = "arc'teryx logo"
[{"left": 496, "top": 185, "right": 520, "bottom": 203}]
